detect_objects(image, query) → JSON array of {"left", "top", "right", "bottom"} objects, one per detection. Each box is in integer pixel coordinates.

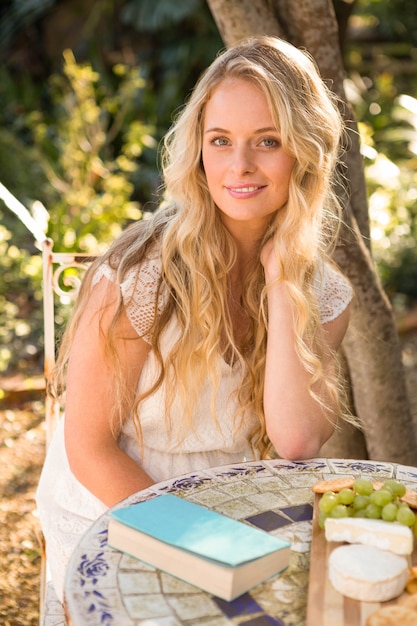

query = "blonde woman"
[{"left": 37, "top": 35, "right": 354, "bottom": 602}]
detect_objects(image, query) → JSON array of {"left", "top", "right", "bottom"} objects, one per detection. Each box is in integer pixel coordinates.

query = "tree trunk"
[
  {"left": 207, "top": 0, "right": 283, "bottom": 43},
  {"left": 206, "top": 0, "right": 417, "bottom": 464}
]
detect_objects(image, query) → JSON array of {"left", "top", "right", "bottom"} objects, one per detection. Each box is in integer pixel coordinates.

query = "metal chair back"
[
  {"left": 40, "top": 239, "right": 96, "bottom": 624},
  {"left": 41, "top": 239, "right": 96, "bottom": 446}
]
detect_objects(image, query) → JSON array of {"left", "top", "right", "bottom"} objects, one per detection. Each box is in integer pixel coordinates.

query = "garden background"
[{"left": 0, "top": 0, "right": 417, "bottom": 623}]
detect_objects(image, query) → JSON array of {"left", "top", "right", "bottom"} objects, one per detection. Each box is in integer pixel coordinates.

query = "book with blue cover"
[{"left": 107, "top": 493, "right": 291, "bottom": 600}]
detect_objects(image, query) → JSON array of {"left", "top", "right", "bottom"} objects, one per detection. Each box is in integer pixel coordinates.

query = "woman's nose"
[{"left": 230, "top": 146, "right": 256, "bottom": 175}]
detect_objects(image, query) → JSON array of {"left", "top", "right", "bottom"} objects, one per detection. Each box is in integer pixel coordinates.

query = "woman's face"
[{"left": 202, "top": 77, "right": 295, "bottom": 238}]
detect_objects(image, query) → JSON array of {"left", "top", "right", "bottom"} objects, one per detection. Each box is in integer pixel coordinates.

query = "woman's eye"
[
  {"left": 212, "top": 137, "right": 229, "bottom": 146},
  {"left": 261, "top": 138, "right": 279, "bottom": 148}
]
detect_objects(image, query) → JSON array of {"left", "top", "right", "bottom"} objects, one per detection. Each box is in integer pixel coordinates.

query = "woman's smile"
[{"left": 226, "top": 184, "right": 267, "bottom": 198}]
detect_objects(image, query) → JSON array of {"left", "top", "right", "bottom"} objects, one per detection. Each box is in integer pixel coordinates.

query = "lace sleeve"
[
  {"left": 92, "top": 257, "right": 166, "bottom": 343},
  {"left": 314, "top": 262, "right": 353, "bottom": 324}
]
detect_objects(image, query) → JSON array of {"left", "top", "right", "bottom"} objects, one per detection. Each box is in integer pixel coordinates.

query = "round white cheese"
[{"left": 328, "top": 544, "right": 409, "bottom": 602}]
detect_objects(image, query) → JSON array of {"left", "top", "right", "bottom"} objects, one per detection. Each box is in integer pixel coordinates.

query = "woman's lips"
[{"left": 226, "top": 185, "right": 266, "bottom": 199}]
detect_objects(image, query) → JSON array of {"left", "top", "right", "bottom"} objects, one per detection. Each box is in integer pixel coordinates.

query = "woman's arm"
[
  {"left": 261, "top": 241, "right": 350, "bottom": 460},
  {"left": 64, "top": 276, "right": 155, "bottom": 507}
]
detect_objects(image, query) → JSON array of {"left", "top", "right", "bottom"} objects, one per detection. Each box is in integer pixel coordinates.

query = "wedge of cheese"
[
  {"left": 325, "top": 517, "right": 413, "bottom": 555},
  {"left": 328, "top": 544, "right": 408, "bottom": 601}
]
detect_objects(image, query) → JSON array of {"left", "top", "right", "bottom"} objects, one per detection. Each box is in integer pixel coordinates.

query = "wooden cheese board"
[{"left": 306, "top": 493, "right": 417, "bottom": 626}]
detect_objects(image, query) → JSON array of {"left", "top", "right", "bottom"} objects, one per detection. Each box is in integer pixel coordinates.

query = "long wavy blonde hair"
[{"left": 52, "top": 36, "right": 351, "bottom": 458}]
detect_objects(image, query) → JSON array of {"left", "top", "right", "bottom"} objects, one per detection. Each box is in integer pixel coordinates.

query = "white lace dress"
[{"left": 36, "top": 256, "right": 353, "bottom": 601}]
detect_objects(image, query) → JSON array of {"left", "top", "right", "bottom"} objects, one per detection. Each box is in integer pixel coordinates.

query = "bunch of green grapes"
[{"left": 318, "top": 477, "right": 417, "bottom": 533}]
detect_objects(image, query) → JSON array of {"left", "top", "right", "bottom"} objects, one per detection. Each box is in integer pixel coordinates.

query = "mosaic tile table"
[{"left": 64, "top": 458, "right": 417, "bottom": 626}]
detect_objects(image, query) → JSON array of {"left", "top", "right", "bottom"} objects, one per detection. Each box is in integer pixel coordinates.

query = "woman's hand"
[{"left": 261, "top": 255, "right": 351, "bottom": 460}]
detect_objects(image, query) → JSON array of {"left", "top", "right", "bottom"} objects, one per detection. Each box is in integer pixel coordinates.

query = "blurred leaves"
[
  {"left": 27, "top": 49, "right": 156, "bottom": 253},
  {"left": 0, "top": 49, "right": 157, "bottom": 372},
  {"left": 0, "top": 0, "right": 223, "bottom": 376},
  {"left": 0, "top": 0, "right": 55, "bottom": 53},
  {"left": 347, "top": 60, "right": 417, "bottom": 302},
  {"left": 356, "top": 0, "right": 417, "bottom": 44},
  {"left": 121, "top": 0, "right": 202, "bottom": 31}
]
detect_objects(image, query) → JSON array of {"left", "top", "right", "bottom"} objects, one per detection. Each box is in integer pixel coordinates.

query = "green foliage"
[
  {"left": 0, "top": 0, "right": 222, "bottom": 376},
  {"left": 0, "top": 222, "right": 43, "bottom": 374},
  {"left": 121, "top": 0, "right": 202, "bottom": 32},
  {"left": 355, "top": 0, "right": 417, "bottom": 44},
  {"left": 364, "top": 122, "right": 417, "bottom": 300},
  {"left": 0, "top": 67, "right": 49, "bottom": 373},
  {"left": 0, "top": 0, "right": 56, "bottom": 53},
  {"left": 346, "top": 1, "right": 417, "bottom": 303},
  {"left": 120, "top": 0, "right": 223, "bottom": 137},
  {"left": 27, "top": 49, "right": 156, "bottom": 253},
  {"left": 0, "top": 50, "right": 157, "bottom": 373}
]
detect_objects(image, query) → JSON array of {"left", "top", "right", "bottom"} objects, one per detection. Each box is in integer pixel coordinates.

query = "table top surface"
[{"left": 64, "top": 458, "right": 417, "bottom": 626}]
